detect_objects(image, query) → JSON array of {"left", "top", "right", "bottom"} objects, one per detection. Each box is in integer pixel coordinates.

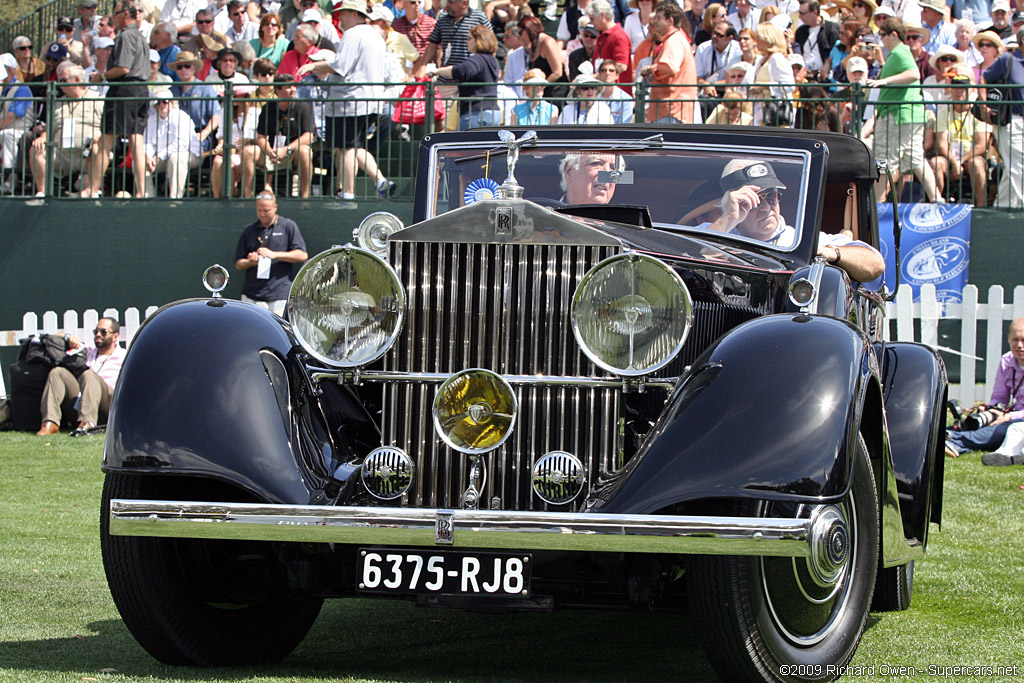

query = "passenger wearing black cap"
[{"left": 708, "top": 158, "right": 885, "bottom": 286}]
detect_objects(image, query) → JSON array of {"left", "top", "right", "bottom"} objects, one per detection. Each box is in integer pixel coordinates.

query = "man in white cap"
[
  {"left": 990, "top": 0, "right": 1014, "bottom": 40},
  {"left": 298, "top": 0, "right": 395, "bottom": 200},
  {"left": 143, "top": 90, "right": 200, "bottom": 197},
  {"left": 286, "top": 0, "right": 342, "bottom": 48}
]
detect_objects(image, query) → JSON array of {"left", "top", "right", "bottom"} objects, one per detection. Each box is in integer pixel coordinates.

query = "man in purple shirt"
[
  {"left": 36, "top": 317, "right": 126, "bottom": 437},
  {"left": 946, "top": 317, "right": 1024, "bottom": 457}
]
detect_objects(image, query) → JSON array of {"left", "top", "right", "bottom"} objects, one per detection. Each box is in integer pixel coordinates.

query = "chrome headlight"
[
  {"left": 433, "top": 369, "right": 518, "bottom": 454},
  {"left": 202, "top": 264, "right": 229, "bottom": 295},
  {"left": 288, "top": 245, "right": 405, "bottom": 367},
  {"left": 571, "top": 253, "right": 692, "bottom": 376},
  {"left": 353, "top": 212, "right": 404, "bottom": 255}
]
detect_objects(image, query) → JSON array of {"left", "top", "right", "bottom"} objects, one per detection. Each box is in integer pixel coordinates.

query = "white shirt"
[
  {"left": 602, "top": 85, "right": 634, "bottom": 124},
  {"left": 801, "top": 24, "right": 823, "bottom": 72},
  {"left": 558, "top": 100, "right": 615, "bottom": 124},
  {"left": 502, "top": 46, "right": 528, "bottom": 96},
  {"left": 160, "top": 0, "right": 205, "bottom": 31},
  {"left": 204, "top": 70, "right": 251, "bottom": 96},
  {"left": 326, "top": 23, "right": 386, "bottom": 117},
  {"left": 695, "top": 39, "right": 742, "bottom": 82},
  {"left": 623, "top": 11, "right": 650, "bottom": 52},
  {"left": 225, "top": 19, "right": 260, "bottom": 43},
  {"left": 727, "top": 10, "right": 756, "bottom": 34},
  {"left": 145, "top": 107, "right": 201, "bottom": 159}
]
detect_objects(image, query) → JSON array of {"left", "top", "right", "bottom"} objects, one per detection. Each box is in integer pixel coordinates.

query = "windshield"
[{"left": 426, "top": 142, "right": 812, "bottom": 252}]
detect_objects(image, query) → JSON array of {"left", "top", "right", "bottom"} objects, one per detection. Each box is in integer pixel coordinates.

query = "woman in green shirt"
[{"left": 250, "top": 13, "right": 290, "bottom": 67}]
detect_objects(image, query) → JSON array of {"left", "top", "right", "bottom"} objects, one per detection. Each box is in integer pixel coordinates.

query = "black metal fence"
[
  {"left": 1, "top": 79, "right": 1020, "bottom": 208},
  {"left": 0, "top": 0, "right": 106, "bottom": 55}
]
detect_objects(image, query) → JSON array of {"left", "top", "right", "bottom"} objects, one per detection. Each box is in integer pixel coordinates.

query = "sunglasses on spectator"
[
  {"left": 175, "top": 63, "right": 195, "bottom": 70},
  {"left": 713, "top": 32, "right": 729, "bottom": 38},
  {"left": 231, "top": 11, "right": 244, "bottom": 16},
  {"left": 852, "top": 1, "right": 867, "bottom": 6},
  {"left": 937, "top": 55, "right": 958, "bottom": 62},
  {"left": 578, "top": 85, "right": 598, "bottom": 91},
  {"left": 756, "top": 189, "right": 783, "bottom": 206},
  {"left": 978, "top": 42, "right": 997, "bottom": 48},
  {"left": 265, "top": 21, "right": 279, "bottom": 26},
  {"left": 93, "top": 328, "right": 115, "bottom": 336},
  {"left": 16, "top": 45, "right": 33, "bottom": 50},
  {"left": 196, "top": 18, "right": 213, "bottom": 24},
  {"left": 905, "top": 34, "right": 922, "bottom": 40}
]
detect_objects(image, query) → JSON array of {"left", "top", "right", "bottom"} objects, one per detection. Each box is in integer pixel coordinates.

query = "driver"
[
  {"left": 559, "top": 153, "right": 625, "bottom": 204},
  {"left": 709, "top": 159, "right": 796, "bottom": 247},
  {"left": 709, "top": 159, "right": 885, "bottom": 287}
]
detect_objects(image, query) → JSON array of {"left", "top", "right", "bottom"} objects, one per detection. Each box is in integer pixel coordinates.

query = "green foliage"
[
  {"left": 0, "top": 1, "right": 48, "bottom": 31},
  {"left": 0, "top": 431, "right": 1022, "bottom": 682}
]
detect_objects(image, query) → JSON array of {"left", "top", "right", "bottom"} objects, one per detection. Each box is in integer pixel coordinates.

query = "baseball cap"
[
  {"left": 720, "top": 160, "right": 787, "bottom": 194},
  {"left": 846, "top": 55, "right": 868, "bottom": 73},
  {"left": 301, "top": 8, "right": 323, "bottom": 22},
  {"left": 1013, "top": 10, "right": 1024, "bottom": 24},
  {"left": 149, "top": 48, "right": 160, "bottom": 62},
  {"left": 370, "top": 5, "right": 395, "bottom": 24},
  {"left": 991, "top": 0, "right": 1010, "bottom": 12},
  {"left": 582, "top": 25, "right": 600, "bottom": 37},
  {"left": 78, "top": 0, "right": 99, "bottom": 7},
  {"left": 788, "top": 53, "right": 805, "bottom": 68},
  {"left": 57, "top": 15, "right": 74, "bottom": 30},
  {"left": 45, "top": 42, "right": 68, "bottom": 60},
  {"left": 93, "top": 35, "right": 114, "bottom": 49}
]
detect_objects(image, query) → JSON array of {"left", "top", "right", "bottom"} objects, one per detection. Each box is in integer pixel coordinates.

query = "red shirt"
[
  {"left": 276, "top": 46, "right": 320, "bottom": 77},
  {"left": 594, "top": 23, "right": 632, "bottom": 85},
  {"left": 392, "top": 14, "right": 437, "bottom": 56}
]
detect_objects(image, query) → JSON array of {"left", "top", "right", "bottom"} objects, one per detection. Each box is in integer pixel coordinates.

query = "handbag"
[
  {"left": 764, "top": 99, "right": 795, "bottom": 127},
  {"left": 392, "top": 79, "right": 446, "bottom": 125},
  {"left": 971, "top": 61, "right": 1013, "bottom": 127}
]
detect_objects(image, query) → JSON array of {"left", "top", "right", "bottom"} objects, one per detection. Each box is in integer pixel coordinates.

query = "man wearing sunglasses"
[
  {"left": 708, "top": 159, "right": 884, "bottom": 285},
  {"left": 36, "top": 317, "right": 126, "bottom": 438}
]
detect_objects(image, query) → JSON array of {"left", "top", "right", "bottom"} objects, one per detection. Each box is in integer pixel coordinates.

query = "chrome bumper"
[{"left": 109, "top": 500, "right": 820, "bottom": 558}]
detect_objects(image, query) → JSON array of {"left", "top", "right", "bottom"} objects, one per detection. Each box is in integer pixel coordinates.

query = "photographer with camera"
[{"left": 946, "top": 317, "right": 1024, "bottom": 461}]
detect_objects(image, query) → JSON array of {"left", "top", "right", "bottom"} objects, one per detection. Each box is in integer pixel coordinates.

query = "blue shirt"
[
  {"left": 170, "top": 82, "right": 222, "bottom": 152},
  {"left": 983, "top": 50, "right": 1024, "bottom": 117},
  {"left": 158, "top": 44, "right": 181, "bottom": 81},
  {"left": 1, "top": 83, "right": 34, "bottom": 120}
]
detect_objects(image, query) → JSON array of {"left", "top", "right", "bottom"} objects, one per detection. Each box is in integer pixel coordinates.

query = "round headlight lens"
[
  {"left": 202, "top": 264, "right": 229, "bottom": 294},
  {"left": 353, "top": 212, "right": 404, "bottom": 255},
  {"left": 288, "top": 246, "right": 405, "bottom": 367},
  {"left": 571, "top": 253, "right": 692, "bottom": 376},
  {"left": 433, "top": 369, "right": 518, "bottom": 454}
]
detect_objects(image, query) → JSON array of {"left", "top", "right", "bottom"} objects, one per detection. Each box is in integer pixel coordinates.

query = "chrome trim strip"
[
  {"left": 312, "top": 370, "right": 678, "bottom": 391},
  {"left": 803, "top": 259, "right": 826, "bottom": 315},
  {"left": 109, "top": 500, "right": 814, "bottom": 557}
]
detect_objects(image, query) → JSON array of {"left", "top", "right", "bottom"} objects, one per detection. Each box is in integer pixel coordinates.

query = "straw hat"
[
  {"left": 170, "top": 50, "right": 203, "bottom": 69},
  {"left": 199, "top": 33, "right": 229, "bottom": 52},
  {"left": 928, "top": 44, "right": 965, "bottom": 69},
  {"left": 973, "top": 30, "right": 1005, "bottom": 52},
  {"left": 335, "top": 0, "right": 371, "bottom": 17},
  {"left": 918, "top": 0, "right": 946, "bottom": 13},
  {"left": 571, "top": 72, "right": 603, "bottom": 89}
]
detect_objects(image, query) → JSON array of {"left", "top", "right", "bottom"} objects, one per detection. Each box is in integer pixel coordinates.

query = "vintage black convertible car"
[{"left": 100, "top": 126, "right": 947, "bottom": 682}]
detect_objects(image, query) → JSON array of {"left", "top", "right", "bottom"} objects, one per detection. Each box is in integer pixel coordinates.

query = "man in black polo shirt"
[
  {"left": 234, "top": 190, "right": 309, "bottom": 316},
  {"left": 87, "top": 0, "right": 150, "bottom": 197},
  {"left": 241, "top": 74, "right": 314, "bottom": 198}
]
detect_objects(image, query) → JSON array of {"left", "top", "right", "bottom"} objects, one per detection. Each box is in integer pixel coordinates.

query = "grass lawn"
[{"left": 1, "top": 430, "right": 1022, "bottom": 683}]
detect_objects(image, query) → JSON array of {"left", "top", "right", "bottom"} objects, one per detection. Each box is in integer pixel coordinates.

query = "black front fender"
[
  {"left": 591, "top": 314, "right": 878, "bottom": 514},
  {"left": 103, "top": 299, "right": 329, "bottom": 504}
]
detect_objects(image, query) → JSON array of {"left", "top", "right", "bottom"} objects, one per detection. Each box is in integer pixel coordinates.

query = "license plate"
[{"left": 357, "top": 548, "right": 531, "bottom": 596}]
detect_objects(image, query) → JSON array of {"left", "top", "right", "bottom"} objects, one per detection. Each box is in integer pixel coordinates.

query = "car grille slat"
[{"left": 381, "top": 242, "right": 761, "bottom": 511}]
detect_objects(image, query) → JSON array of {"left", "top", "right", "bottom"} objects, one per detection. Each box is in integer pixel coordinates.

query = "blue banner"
[{"left": 878, "top": 202, "right": 972, "bottom": 304}]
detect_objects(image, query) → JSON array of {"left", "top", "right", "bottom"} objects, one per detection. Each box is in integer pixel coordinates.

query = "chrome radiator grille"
[
  {"left": 382, "top": 241, "right": 621, "bottom": 511},
  {"left": 379, "top": 241, "right": 764, "bottom": 512}
]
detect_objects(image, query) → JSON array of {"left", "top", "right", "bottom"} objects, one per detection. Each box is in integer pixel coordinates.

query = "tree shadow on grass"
[{"left": 0, "top": 602, "right": 717, "bottom": 682}]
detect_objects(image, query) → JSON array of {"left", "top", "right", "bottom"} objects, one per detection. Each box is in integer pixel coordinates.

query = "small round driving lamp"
[
  {"left": 571, "top": 253, "right": 692, "bottom": 376},
  {"left": 433, "top": 369, "right": 518, "bottom": 454},
  {"left": 288, "top": 245, "right": 405, "bottom": 367},
  {"left": 353, "top": 212, "right": 404, "bottom": 255},
  {"left": 202, "top": 264, "right": 229, "bottom": 297},
  {"left": 789, "top": 278, "right": 816, "bottom": 308}
]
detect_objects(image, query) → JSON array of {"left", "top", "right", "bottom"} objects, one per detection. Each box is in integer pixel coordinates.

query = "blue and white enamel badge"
[{"left": 464, "top": 178, "right": 501, "bottom": 205}]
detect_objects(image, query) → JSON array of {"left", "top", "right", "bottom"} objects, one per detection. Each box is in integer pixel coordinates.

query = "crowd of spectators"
[{"left": 0, "top": 0, "right": 1021, "bottom": 205}]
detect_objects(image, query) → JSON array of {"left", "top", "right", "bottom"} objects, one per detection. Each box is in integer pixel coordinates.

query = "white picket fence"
[{"left": 1, "top": 285, "right": 1021, "bottom": 404}]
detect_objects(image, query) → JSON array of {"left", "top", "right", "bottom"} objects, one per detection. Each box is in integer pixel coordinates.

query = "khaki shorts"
[{"left": 873, "top": 117, "right": 925, "bottom": 174}]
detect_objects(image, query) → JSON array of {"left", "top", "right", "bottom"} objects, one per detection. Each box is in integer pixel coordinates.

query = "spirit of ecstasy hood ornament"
[{"left": 497, "top": 130, "right": 537, "bottom": 198}]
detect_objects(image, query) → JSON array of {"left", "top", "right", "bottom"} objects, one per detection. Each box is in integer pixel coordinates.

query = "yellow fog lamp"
[
  {"left": 288, "top": 245, "right": 405, "bottom": 367},
  {"left": 571, "top": 253, "right": 692, "bottom": 376},
  {"left": 432, "top": 369, "right": 518, "bottom": 454}
]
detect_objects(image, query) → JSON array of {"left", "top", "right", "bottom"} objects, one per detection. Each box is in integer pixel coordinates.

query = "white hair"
[
  {"left": 296, "top": 23, "right": 318, "bottom": 41},
  {"left": 586, "top": 0, "right": 615, "bottom": 22},
  {"left": 559, "top": 152, "right": 626, "bottom": 193}
]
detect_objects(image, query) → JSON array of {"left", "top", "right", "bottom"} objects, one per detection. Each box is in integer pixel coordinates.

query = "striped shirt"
[
  {"left": 428, "top": 9, "right": 491, "bottom": 67},
  {"left": 85, "top": 345, "right": 126, "bottom": 391}
]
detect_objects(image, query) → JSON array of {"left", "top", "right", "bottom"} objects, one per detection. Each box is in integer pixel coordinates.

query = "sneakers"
[
  {"left": 981, "top": 452, "right": 1024, "bottom": 466},
  {"left": 944, "top": 440, "right": 959, "bottom": 458},
  {"left": 377, "top": 179, "right": 396, "bottom": 198},
  {"left": 336, "top": 191, "right": 355, "bottom": 201}
]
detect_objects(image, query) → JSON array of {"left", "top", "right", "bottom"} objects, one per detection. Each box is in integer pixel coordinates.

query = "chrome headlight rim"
[
  {"left": 202, "top": 264, "right": 229, "bottom": 294},
  {"left": 571, "top": 252, "right": 693, "bottom": 377},
  {"left": 287, "top": 244, "right": 406, "bottom": 369},
  {"left": 352, "top": 211, "right": 404, "bottom": 255}
]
